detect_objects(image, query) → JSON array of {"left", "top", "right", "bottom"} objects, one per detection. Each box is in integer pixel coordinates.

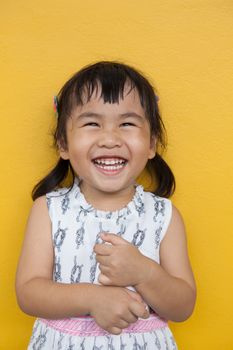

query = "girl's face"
[{"left": 60, "top": 87, "right": 156, "bottom": 209}]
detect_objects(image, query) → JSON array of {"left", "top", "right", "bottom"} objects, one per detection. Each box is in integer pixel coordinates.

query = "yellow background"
[{"left": 1, "top": 1, "right": 233, "bottom": 349}]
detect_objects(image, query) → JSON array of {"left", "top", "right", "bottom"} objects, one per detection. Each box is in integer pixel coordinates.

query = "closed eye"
[
  {"left": 83, "top": 122, "right": 99, "bottom": 127},
  {"left": 120, "top": 122, "right": 137, "bottom": 127}
]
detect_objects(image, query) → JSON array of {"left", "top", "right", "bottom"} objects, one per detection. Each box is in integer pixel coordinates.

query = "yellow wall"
[{"left": 1, "top": 1, "right": 233, "bottom": 348}]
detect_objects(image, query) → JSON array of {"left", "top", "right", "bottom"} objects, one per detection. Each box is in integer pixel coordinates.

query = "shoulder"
[
  {"left": 166, "top": 205, "right": 186, "bottom": 236},
  {"left": 160, "top": 204, "right": 187, "bottom": 250},
  {"left": 29, "top": 195, "right": 51, "bottom": 225},
  {"left": 31, "top": 195, "right": 48, "bottom": 213},
  {"left": 171, "top": 205, "right": 185, "bottom": 224}
]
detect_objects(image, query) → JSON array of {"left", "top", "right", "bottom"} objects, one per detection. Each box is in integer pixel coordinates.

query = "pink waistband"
[{"left": 40, "top": 314, "right": 167, "bottom": 336}]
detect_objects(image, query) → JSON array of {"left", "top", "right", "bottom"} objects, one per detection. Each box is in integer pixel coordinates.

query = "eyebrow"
[
  {"left": 120, "top": 112, "right": 144, "bottom": 120},
  {"left": 77, "top": 112, "right": 144, "bottom": 120}
]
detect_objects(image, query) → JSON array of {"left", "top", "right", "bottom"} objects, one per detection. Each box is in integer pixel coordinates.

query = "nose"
[{"left": 97, "top": 128, "right": 123, "bottom": 148}]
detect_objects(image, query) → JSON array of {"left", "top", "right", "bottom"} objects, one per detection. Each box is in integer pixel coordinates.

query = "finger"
[
  {"left": 100, "top": 233, "right": 129, "bottom": 246},
  {"left": 129, "top": 300, "right": 150, "bottom": 319},
  {"left": 124, "top": 289, "right": 143, "bottom": 303},
  {"left": 140, "top": 304, "right": 150, "bottom": 319},
  {"left": 98, "top": 273, "right": 112, "bottom": 285},
  {"left": 98, "top": 264, "right": 110, "bottom": 274},
  {"left": 122, "top": 312, "right": 138, "bottom": 324},
  {"left": 94, "top": 243, "right": 112, "bottom": 256},
  {"left": 108, "top": 327, "right": 122, "bottom": 335},
  {"left": 115, "top": 319, "right": 129, "bottom": 329},
  {"left": 95, "top": 255, "right": 110, "bottom": 265}
]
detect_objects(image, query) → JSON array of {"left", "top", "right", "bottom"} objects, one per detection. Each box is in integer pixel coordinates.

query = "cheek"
[
  {"left": 67, "top": 133, "right": 88, "bottom": 153},
  {"left": 133, "top": 138, "right": 155, "bottom": 160},
  {"left": 130, "top": 133, "right": 151, "bottom": 151},
  {"left": 66, "top": 137, "right": 96, "bottom": 168}
]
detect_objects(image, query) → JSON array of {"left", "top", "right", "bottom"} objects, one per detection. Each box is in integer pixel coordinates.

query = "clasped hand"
[
  {"left": 94, "top": 233, "right": 150, "bottom": 287},
  {"left": 92, "top": 233, "right": 151, "bottom": 334}
]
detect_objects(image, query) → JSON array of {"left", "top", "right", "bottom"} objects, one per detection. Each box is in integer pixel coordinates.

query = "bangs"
[
  {"left": 58, "top": 62, "right": 151, "bottom": 116},
  {"left": 76, "top": 77, "right": 136, "bottom": 105}
]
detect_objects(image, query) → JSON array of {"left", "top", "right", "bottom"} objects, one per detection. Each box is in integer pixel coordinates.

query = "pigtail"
[
  {"left": 147, "top": 153, "right": 175, "bottom": 198},
  {"left": 32, "top": 158, "right": 74, "bottom": 200}
]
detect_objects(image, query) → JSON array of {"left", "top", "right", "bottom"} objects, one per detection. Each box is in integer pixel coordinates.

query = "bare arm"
[
  {"left": 15, "top": 196, "right": 94, "bottom": 318},
  {"left": 15, "top": 197, "right": 148, "bottom": 333},
  {"left": 135, "top": 206, "right": 196, "bottom": 321},
  {"left": 95, "top": 205, "right": 196, "bottom": 322}
]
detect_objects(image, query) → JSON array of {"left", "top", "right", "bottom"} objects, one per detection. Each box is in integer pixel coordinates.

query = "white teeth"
[
  {"left": 94, "top": 158, "right": 126, "bottom": 166},
  {"left": 93, "top": 158, "right": 127, "bottom": 171},
  {"left": 96, "top": 164, "right": 125, "bottom": 170}
]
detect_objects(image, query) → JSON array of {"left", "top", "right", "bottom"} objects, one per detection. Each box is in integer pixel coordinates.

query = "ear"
[
  {"left": 58, "top": 140, "right": 70, "bottom": 160},
  {"left": 148, "top": 135, "right": 156, "bottom": 159}
]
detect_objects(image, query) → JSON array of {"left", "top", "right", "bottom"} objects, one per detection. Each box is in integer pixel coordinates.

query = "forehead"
[{"left": 74, "top": 85, "right": 145, "bottom": 115}]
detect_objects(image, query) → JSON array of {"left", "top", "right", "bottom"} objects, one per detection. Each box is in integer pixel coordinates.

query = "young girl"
[{"left": 16, "top": 61, "right": 196, "bottom": 349}]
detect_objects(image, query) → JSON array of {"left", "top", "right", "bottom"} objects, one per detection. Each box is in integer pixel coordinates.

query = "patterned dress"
[{"left": 28, "top": 180, "right": 178, "bottom": 349}]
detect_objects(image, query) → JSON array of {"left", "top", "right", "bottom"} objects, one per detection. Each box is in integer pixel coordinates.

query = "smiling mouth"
[{"left": 92, "top": 157, "right": 128, "bottom": 172}]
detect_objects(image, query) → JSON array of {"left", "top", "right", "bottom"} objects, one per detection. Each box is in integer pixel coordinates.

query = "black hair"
[{"left": 32, "top": 61, "right": 175, "bottom": 200}]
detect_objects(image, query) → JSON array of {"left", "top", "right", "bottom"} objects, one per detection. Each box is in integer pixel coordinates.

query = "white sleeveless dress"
[{"left": 28, "top": 180, "right": 178, "bottom": 349}]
